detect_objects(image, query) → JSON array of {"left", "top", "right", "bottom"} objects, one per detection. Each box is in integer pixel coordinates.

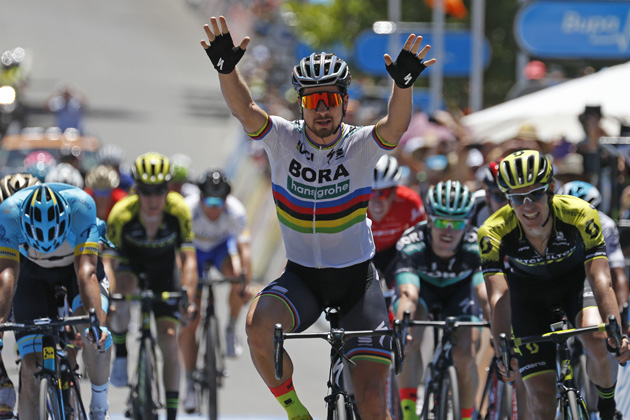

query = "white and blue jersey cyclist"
[{"left": 0, "top": 183, "right": 112, "bottom": 419}]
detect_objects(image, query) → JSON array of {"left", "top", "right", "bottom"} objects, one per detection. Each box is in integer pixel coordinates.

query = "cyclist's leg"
[
  {"left": 522, "top": 372, "right": 556, "bottom": 418},
  {"left": 392, "top": 285, "right": 431, "bottom": 420},
  {"left": 341, "top": 262, "right": 392, "bottom": 420},
  {"left": 108, "top": 269, "right": 137, "bottom": 387},
  {"left": 71, "top": 266, "right": 112, "bottom": 415},
  {"left": 574, "top": 279, "right": 620, "bottom": 417},
  {"left": 156, "top": 315, "right": 181, "bottom": 420},
  {"left": 178, "top": 248, "right": 207, "bottom": 407},
  {"left": 14, "top": 258, "right": 64, "bottom": 418},
  {"left": 246, "top": 261, "right": 322, "bottom": 419},
  {"left": 443, "top": 280, "right": 479, "bottom": 418}
]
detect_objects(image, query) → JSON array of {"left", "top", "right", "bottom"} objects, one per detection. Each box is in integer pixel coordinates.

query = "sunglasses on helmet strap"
[{"left": 300, "top": 92, "right": 343, "bottom": 110}]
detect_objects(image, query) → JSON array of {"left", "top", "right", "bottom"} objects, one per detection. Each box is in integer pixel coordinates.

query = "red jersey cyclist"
[{"left": 368, "top": 154, "right": 425, "bottom": 287}]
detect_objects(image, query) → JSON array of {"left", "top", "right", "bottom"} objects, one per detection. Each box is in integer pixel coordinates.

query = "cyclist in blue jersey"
[
  {"left": 393, "top": 180, "right": 489, "bottom": 420},
  {"left": 0, "top": 182, "right": 112, "bottom": 420},
  {"left": 201, "top": 15, "right": 435, "bottom": 420}
]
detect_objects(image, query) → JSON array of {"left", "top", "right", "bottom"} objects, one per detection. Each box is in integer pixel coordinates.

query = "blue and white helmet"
[
  {"left": 557, "top": 181, "right": 602, "bottom": 209},
  {"left": 21, "top": 185, "right": 71, "bottom": 253}
]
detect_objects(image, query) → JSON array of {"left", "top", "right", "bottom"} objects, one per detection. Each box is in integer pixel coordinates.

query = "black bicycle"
[
  {"left": 499, "top": 313, "right": 625, "bottom": 420},
  {"left": 111, "top": 287, "right": 188, "bottom": 420},
  {"left": 274, "top": 307, "right": 405, "bottom": 420},
  {"left": 192, "top": 271, "right": 245, "bottom": 420},
  {"left": 478, "top": 355, "right": 515, "bottom": 420},
  {"left": 405, "top": 316, "right": 490, "bottom": 420},
  {"left": 0, "top": 309, "right": 101, "bottom": 420}
]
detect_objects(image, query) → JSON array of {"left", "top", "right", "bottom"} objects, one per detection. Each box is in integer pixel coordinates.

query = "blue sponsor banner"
[
  {"left": 352, "top": 30, "right": 491, "bottom": 77},
  {"left": 515, "top": 1, "right": 630, "bottom": 59}
]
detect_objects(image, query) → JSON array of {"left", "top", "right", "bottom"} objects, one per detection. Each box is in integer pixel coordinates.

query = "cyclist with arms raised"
[
  {"left": 479, "top": 150, "right": 630, "bottom": 420},
  {"left": 393, "top": 180, "right": 489, "bottom": 420},
  {"left": 0, "top": 177, "right": 112, "bottom": 419},
  {"left": 369, "top": 154, "right": 425, "bottom": 287},
  {"left": 180, "top": 168, "right": 252, "bottom": 412},
  {"left": 106, "top": 152, "right": 197, "bottom": 420},
  {"left": 201, "top": 15, "right": 435, "bottom": 420}
]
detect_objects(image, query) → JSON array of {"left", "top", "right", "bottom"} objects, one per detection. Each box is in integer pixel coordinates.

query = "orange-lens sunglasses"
[{"left": 300, "top": 92, "right": 343, "bottom": 110}]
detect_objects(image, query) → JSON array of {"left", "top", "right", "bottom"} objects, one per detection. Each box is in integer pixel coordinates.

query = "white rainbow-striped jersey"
[{"left": 248, "top": 114, "right": 395, "bottom": 268}]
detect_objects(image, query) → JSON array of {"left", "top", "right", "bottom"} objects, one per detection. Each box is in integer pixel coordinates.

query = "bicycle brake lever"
[
  {"left": 88, "top": 308, "right": 102, "bottom": 351},
  {"left": 499, "top": 333, "right": 511, "bottom": 379},
  {"left": 606, "top": 315, "right": 627, "bottom": 366}
]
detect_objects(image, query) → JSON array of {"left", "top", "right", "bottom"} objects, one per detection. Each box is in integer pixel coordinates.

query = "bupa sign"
[{"left": 515, "top": 1, "right": 630, "bottom": 59}]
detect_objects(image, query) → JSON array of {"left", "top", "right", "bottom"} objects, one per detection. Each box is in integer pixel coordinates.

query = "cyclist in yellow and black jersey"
[
  {"left": 479, "top": 150, "right": 629, "bottom": 420},
  {"left": 105, "top": 152, "right": 197, "bottom": 420}
]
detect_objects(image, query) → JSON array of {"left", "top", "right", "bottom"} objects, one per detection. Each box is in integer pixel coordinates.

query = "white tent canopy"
[{"left": 461, "top": 61, "right": 630, "bottom": 143}]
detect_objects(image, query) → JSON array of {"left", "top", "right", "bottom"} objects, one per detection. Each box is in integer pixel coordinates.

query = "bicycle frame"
[
  {"left": 0, "top": 311, "right": 99, "bottom": 419},
  {"left": 273, "top": 308, "right": 405, "bottom": 420},
  {"left": 407, "top": 316, "right": 490, "bottom": 420},
  {"left": 499, "top": 315, "right": 625, "bottom": 419},
  {"left": 111, "top": 287, "right": 187, "bottom": 420}
]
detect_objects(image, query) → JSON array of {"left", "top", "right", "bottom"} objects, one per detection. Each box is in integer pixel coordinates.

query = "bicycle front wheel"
[
  {"left": 327, "top": 394, "right": 353, "bottom": 420},
  {"left": 203, "top": 314, "right": 222, "bottom": 420},
  {"left": 563, "top": 389, "right": 588, "bottom": 420},
  {"left": 39, "top": 376, "right": 62, "bottom": 420},
  {"left": 134, "top": 338, "right": 158, "bottom": 420},
  {"left": 438, "top": 365, "right": 461, "bottom": 420},
  {"left": 65, "top": 377, "right": 88, "bottom": 420}
]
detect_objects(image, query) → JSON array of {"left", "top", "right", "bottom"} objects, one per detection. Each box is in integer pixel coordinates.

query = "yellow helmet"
[
  {"left": 497, "top": 150, "right": 553, "bottom": 193},
  {"left": 132, "top": 152, "right": 172, "bottom": 185}
]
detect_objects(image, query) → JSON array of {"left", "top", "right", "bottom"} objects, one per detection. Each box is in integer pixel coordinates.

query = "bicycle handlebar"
[
  {"left": 498, "top": 318, "right": 627, "bottom": 378},
  {"left": 110, "top": 289, "right": 188, "bottom": 305},
  {"left": 197, "top": 273, "right": 246, "bottom": 287},
  {"left": 273, "top": 320, "right": 406, "bottom": 380}
]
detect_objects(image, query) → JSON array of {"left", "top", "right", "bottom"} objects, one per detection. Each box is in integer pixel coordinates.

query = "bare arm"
[
  {"left": 201, "top": 16, "right": 267, "bottom": 134},
  {"left": 610, "top": 266, "right": 629, "bottom": 315},
  {"left": 485, "top": 273, "right": 511, "bottom": 355},
  {"left": 395, "top": 283, "right": 419, "bottom": 320},
  {"left": 0, "top": 259, "right": 18, "bottom": 324},
  {"left": 179, "top": 248, "right": 198, "bottom": 303},
  {"left": 473, "top": 280, "right": 492, "bottom": 322},
  {"left": 74, "top": 253, "right": 106, "bottom": 324}
]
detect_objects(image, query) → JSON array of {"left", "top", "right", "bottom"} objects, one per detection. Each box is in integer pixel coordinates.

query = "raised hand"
[
  {"left": 201, "top": 16, "right": 250, "bottom": 74},
  {"left": 384, "top": 34, "right": 436, "bottom": 88}
]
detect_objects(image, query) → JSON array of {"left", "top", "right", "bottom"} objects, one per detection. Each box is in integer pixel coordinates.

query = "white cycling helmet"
[
  {"left": 45, "top": 163, "right": 84, "bottom": 188},
  {"left": 373, "top": 155, "right": 401, "bottom": 190},
  {"left": 557, "top": 181, "right": 602, "bottom": 209}
]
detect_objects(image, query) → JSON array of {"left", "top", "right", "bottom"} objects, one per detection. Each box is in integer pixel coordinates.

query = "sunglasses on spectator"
[
  {"left": 370, "top": 188, "right": 394, "bottom": 201},
  {"left": 137, "top": 185, "right": 168, "bottom": 196},
  {"left": 203, "top": 196, "right": 225, "bottom": 208},
  {"left": 506, "top": 185, "right": 549, "bottom": 206},
  {"left": 488, "top": 189, "right": 507, "bottom": 203},
  {"left": 300, "top": 92, "right": 343, "bottom": 110},
  {"left": 430, "top": 215, "right": 468, "bottom": 230}
]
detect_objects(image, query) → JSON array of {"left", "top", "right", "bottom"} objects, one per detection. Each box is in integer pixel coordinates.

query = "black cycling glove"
[
  {"left": 386, "top": 49, "right": 427, "bottom": 89},
  {"left": 205, "top": 32, "right": 245, "bottom": 74}
]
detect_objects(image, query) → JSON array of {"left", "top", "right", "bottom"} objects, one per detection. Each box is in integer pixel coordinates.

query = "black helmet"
[{"left": 198, "top": 169, "right": 231, "bottom": 198}]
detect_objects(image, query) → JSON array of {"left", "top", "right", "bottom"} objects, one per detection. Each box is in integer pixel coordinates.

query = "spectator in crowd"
[{"left": 45, "top": 83, "right": 86, "bottom": 134}]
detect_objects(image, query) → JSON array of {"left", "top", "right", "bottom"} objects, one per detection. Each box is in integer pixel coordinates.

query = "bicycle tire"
[
  {"left": 498, "top": 381, "right": 513, "bottom": 420},
  {"left": 563, "top": 389, "right": 588, "bottom": 420},
  {"left": 39, "top": 376, "right": 62, "bottom": 420},
  {"left": 204, "top": 314, "right": 221, "bottom": 420},
  {"left": 134, "top": 338, "right": 158, "bottom": 420},
  {"left": 575, "top": 354, "right": 597, "bottom": 413},
  {"left": 65, "top": 377, "right": 88, "bottom": 420},
  {"left": 421, "top": 366, "right": 437, "bottom": 420},
  {"left": 327, "top": 394, "right": 353, "bottom": 420},
  {"left": 438, "top": 365, "right": 461, "bottom": 420}
]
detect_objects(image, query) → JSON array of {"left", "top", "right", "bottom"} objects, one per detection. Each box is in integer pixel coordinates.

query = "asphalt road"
[{"left": 1, "top": 0, "right": 332, "bottom": 418}]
